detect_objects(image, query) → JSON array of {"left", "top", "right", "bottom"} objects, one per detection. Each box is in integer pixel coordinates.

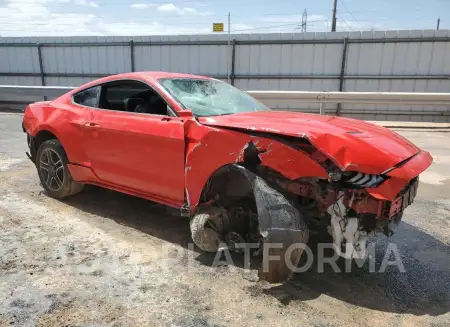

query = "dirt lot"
[{"left": 0, "top": 113, "right": 449, "bottom": 327}]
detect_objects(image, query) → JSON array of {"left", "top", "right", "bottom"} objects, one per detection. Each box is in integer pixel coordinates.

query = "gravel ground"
[{"left": 0, "top": 113, "right": 449, "bottom": 327}]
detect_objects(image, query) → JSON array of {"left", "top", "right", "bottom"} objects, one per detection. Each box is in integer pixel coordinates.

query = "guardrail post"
[
  {"left": 130, "top": 40, "right": 135, "bottom": 72},
  {"left": 37, "top": 43, "right": 47, "bottom": 100},
  {"left": 336, "top": 37, "right": 349, "bottom": 116},
  {"left": 319, "top": 101, "right": 325, "bottom": 115},
  {"left": 231, "top": 38, "right": 236, "bottom": 86}
]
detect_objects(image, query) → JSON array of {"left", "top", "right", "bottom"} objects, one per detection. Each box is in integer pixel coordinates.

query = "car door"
[
  {"left": 62, "top": 85, "right": 101, "bottom": 166},
  {"left": 85, "top": 80, "right": 186, "bottom": 206}
]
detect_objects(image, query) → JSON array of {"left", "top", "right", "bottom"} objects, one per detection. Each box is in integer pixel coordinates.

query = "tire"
[
  {"left": 36, "top": 139, "right": 84, "bottom": 199},
  {"left": 190, "top": 207, "right": 227, "bottom": 252}
]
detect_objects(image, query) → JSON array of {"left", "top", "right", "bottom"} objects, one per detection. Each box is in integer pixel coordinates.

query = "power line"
[
  {"left": 231, "top": 19, "right": 328, "bottom": 32},
  {"left": 338, "top": 0, "right": 361, "bottom": 26},
  {"left": 336, "top": 12, "right": 354, "bottom": 30}
]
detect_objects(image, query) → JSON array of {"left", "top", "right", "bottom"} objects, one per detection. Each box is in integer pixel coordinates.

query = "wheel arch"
[
  {"left": 196, "top": 163, "right": 255, "bottom": 206},
  {"left": 29, "top": 128, "right": 65, "bottom": 163},
  {"left": 191, "top": 162, "right": 310, "bottom": 283},
  {"left": 35, "top": 129, "right": 59, "bottom": 149},
  {"left": 31, "top": 110, "right": 86, "bottom": 164}
]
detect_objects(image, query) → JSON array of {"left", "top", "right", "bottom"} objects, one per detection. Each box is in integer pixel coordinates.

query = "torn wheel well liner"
[{"left": 236, "top": 166, "right": 309, "bottom": 282}]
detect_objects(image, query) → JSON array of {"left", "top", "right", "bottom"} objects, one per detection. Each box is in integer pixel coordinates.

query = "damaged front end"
[
  {"left": 263, "top": 147, "right": 429, "bottom": 261},
  {"left": 185, "top": 118, "right": 432, "bottom": 283}
]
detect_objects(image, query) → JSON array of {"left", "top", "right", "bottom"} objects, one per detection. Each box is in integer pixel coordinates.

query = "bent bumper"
[
  {"left": 367, "top": 150, "right": 433, "bottom": 201},
  {"left": 347, "top": 150, "right": 431, "bottom": 220}
]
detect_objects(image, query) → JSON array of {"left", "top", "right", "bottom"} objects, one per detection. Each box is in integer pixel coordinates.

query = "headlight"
[
  {"left": 328, "top": 171, "right": 342, "bottom": 182},
  {"left": 342, "top": 172, "right": 388, "bottom": 188}
]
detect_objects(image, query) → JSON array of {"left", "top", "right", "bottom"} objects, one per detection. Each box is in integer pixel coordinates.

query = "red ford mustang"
[{"left": 22, "top": 72, "right": 432, "bottom": 282}]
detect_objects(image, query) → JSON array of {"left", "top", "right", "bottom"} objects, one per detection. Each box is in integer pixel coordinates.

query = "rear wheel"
[{"left": 36, "top": 139, "right": 84, "bottom": 199}]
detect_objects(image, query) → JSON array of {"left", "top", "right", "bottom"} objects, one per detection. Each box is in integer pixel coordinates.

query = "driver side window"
[{"left": 98, "top": 80, "right": 170, "bottom": 116}]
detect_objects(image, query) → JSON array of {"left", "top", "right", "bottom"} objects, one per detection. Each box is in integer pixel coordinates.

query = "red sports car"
[{"left": 22, "top": 72, "right": 432, "bottom": 282}]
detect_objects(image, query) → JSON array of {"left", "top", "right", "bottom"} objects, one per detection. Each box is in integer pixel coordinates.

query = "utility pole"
[
  {"left": 437, "top": 17, "right": 441, "bottom": 30},
  {"left": 295, "top": 8, "right": 307, "bottom": 32},
  {"left": 331, "top": 0, "right": 338, "bottom": 32},
  {"left": 301, "top": 9, "right": 307, "bottom": 32}
]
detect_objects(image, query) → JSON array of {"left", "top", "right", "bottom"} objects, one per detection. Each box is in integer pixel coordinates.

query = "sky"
[{"left": 0, "top": 0, "right": 448, "bottom": 37}]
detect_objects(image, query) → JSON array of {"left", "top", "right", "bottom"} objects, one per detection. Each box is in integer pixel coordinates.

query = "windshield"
[{"left": 159, "top": 78, "right": 269, "bottom": 117}]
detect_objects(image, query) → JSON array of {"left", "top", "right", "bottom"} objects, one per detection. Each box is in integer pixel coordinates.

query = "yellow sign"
[{"left": 213, "top": 23, "right": 224, "bottom": 32}]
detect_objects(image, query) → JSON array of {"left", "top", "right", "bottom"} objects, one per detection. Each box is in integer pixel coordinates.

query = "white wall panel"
[{"left": 1, "top": 30, "right": 450, "bottom": 121}]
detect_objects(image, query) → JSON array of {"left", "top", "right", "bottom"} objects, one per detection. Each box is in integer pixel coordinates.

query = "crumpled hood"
[{"left": 199, "top": 111, "right": 420, "bottom": 174}]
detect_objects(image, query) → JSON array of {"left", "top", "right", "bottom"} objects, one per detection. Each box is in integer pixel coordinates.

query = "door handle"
[
  {"left": 161, "top": 117, "right": 171, "bottom": 122},
  {"left": 85, "top": 122, "right": 100, "bottom": 128}
]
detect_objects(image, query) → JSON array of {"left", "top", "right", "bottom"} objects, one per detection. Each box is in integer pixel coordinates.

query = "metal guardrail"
[
  {"left": 1, "top": 85, "right": 450, "bottom": 116},
  {"left": 250, "top": 91, "right": 450, "bottom": 116},
  {"left": 249, "top": 91, "right": 450, "bottom": 105},
  {"left": 248, "top": 91, "right": 450, "bottom": 114},
  {"left": 0, "top": 85, "right": 74, "bottom": 98}
]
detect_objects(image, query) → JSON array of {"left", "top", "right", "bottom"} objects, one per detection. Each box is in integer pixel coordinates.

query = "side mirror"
[{"left": 178, "top": 109, "right": 194, "bottom": 118}]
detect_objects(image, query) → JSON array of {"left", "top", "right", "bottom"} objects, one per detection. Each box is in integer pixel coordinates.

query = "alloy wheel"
[{"left": 39, "top": 148, "right": 65, "bottom": 191}]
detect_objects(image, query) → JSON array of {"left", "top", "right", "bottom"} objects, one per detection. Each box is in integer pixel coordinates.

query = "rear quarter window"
[{"left": 73, "top": 86, "right": 100, "bottom": 107}]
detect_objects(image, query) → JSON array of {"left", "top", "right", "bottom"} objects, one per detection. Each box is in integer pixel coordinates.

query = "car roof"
[
  {"left": 62, "top": 71, "right": 216, "bottom": 107},
  {"left": 72, "top": 71, "right": 213, "bottom": 92},
  {"left": 144, "top": 71, "right": 211, "bottom": 80},
  {"left": 104, "top": 71, "right": 211, "bottom": 82}
]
